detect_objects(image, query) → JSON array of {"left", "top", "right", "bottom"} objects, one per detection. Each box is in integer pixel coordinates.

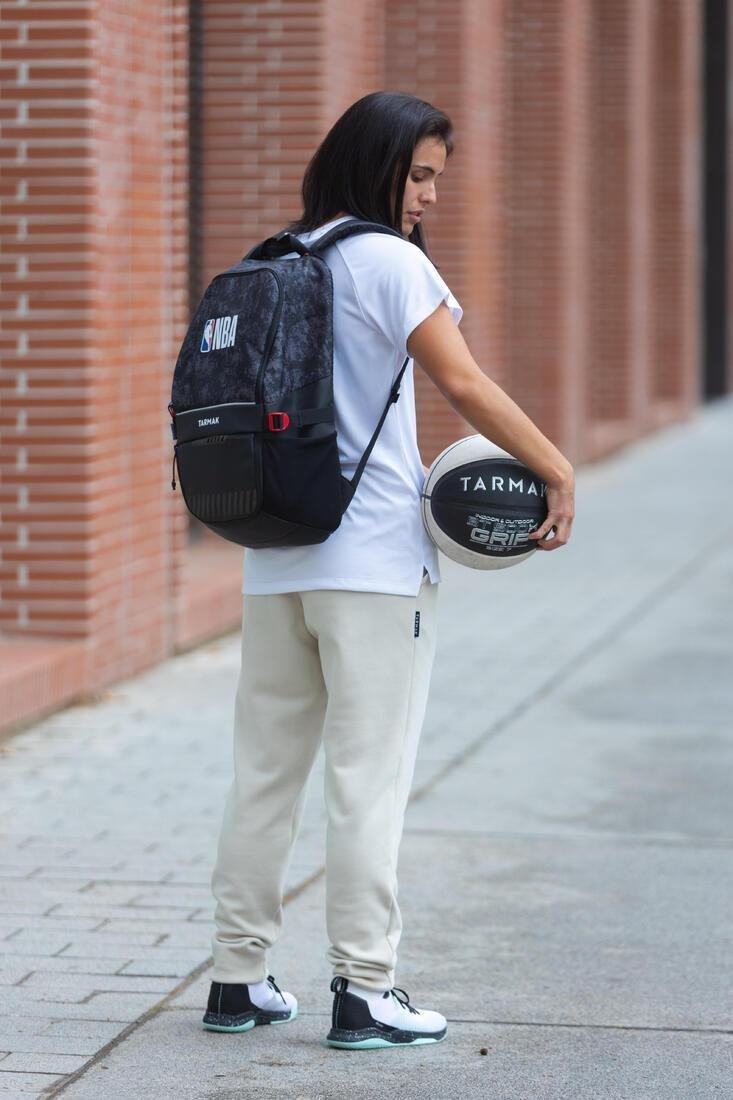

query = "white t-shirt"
[{"left": 242, "top": 214, "right": 463, "bottom": 597}]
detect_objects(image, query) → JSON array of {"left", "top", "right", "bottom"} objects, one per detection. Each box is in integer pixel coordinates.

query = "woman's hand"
[
  {"left": 527, "top": 477, "right": 575, "bottom": 550},
  {"left": 408, "top": 304, "right": 577, "bottom": 553}
]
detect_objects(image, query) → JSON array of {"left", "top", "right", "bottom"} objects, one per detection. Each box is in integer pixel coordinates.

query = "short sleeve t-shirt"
[{"left": 242, "top": 214, "right": 464, "bottom": 597}]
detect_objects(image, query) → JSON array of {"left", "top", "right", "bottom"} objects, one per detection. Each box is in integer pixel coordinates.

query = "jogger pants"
[{"left": 209, "top": 575, "right": 439, "bottom": 992}]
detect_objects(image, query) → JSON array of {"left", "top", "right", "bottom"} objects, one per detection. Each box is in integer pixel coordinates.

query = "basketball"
[{"left": 421, "top": 435, "right": 549, "bottom": 570}]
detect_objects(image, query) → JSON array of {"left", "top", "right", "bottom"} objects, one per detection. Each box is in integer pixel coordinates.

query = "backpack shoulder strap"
[
  {"left": 243, "top": 218, "right": 415, "bottom": 504},
  {"left": 242, "top": 219, "right": 404, "bottom": 262},
  {"left": 310, "top": 221, "right": 413, "bottom": 499},
  {"left": 307, "top": 218, "right": 405, "bottom": 255},
  {"left": 346, "top": 353, "right": 410, "bottom": 499}
]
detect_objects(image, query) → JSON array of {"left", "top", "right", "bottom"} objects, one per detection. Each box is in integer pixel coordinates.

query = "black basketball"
[{"left": 422, "top": 436, "right": 548, "bottom": 570}]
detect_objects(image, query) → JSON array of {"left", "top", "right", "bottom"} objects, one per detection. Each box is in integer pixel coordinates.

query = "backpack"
[{"left": 168, "top": 219, "right": 410, "bottom": 548}]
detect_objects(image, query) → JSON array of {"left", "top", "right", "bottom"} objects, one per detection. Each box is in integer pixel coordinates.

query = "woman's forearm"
[{"left": 451, "top": 374, "right": 574, "bottom": 490}]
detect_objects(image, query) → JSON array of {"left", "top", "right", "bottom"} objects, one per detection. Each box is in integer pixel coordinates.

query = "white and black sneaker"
[
  {"left": 326, "top": 975, "right": 447, "bottom": 1049},
  {"left": 202, "top": 974, "right": 297, "bottom": 1033}
]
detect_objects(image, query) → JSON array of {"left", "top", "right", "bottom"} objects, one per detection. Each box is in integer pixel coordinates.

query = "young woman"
[{"left": 203, "top": 91, "right": 575, "bottom": 1050}]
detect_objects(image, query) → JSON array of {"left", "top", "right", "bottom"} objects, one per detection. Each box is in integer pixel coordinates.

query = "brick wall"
[
  {"left": 0, "top": 0, "right": 718, "bottom": 734},
  {"left": 0, "top": 1, "right": 95, "bottom": 639},
  {"left": 0, "top": 0, "right": 189, "bottom": 721}
]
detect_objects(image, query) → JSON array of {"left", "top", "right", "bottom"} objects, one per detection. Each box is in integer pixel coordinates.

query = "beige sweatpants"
[{"left": 209, "top": 574, "right": 439, "bottom": 993}]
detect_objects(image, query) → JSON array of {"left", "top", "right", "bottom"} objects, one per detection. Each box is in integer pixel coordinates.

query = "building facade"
[{"left": 0, "top": 0, "right": 729, "bottom": 733}]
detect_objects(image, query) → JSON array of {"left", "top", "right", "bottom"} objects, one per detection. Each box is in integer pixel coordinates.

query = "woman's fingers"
[{"left": 527, "top": 486, "right": 575, "bottom": 550}]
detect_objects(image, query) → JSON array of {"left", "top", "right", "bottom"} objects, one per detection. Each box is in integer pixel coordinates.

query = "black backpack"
[{"left": 168, "top": 219, "right": 410, "bottom": 548}]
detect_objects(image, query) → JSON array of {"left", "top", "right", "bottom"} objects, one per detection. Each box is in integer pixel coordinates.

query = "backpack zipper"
[{"left": 211, "top": 265, "right": 284, "bottom": 406}]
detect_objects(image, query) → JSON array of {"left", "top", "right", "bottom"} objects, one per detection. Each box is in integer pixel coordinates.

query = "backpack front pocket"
[{"left": 175, "top": 432, "right": 262, "bottom": 524}]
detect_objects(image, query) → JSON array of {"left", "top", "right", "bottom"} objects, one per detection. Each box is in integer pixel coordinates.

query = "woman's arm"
[{"left": 409, "top": 302, "right": 575, "bottom": 550}]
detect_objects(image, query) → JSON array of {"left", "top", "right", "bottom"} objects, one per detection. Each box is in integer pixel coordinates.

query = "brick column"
[
  {"left": 191, "top": 0, "right": 387, "bottom": 300},
  {"left": 648, "top": 0, "right": 700, "bottom": 420},
  {"left": 0, "top": 0, "right": 188, "bottom": 716},
  {"left": 628, "top": 0, "right": 654, "bottom": 434},
  {"left": 586, "top": 0, "right": 633, "bottom": 455},
  {"left": 385, "top": 0, "right": 500, "bottom": 462},
  {"left": 500, "top": 0, "right": 574, "bottom": 457},
  {"left": 89, "top": 0, "right": 190, "bottom": 681},
  {"left": 678, "top": 0, "right": 702, "bottom": 412},
  {"left": 0, "top": 1, "right": 96, "bottom": 641}
]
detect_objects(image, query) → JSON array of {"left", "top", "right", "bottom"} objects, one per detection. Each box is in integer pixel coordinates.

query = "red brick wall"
[
  {"left": 190, "top": 0, "right": 322, "bottom": 297},
  {"left": 0, "top": 0, "right": 188, "bottom": 679},
  {"left": 0, "top": 1, "right": 96, "bottom": 638},
  {"left": 0, "top": 0, "right": 716, "bottom": 733}
]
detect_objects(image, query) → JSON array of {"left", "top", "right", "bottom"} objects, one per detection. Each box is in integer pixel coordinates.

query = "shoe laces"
[
  {"left": 329, "top": 976, "right": 419, "bottom": 1014},
  {"left": 265, "top": 973, "right": 286, "bottom": 1005},
  {"left": 384, "top": 985, "right": 419, "bottom": 1015}
]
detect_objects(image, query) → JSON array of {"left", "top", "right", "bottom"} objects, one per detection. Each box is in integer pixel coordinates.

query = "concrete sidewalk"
[{"left": 1, "top": 397, "right": 732, "bottom": 1099}]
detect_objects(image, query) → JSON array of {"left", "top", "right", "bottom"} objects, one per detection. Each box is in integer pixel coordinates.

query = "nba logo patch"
[{"left": 200, "top": 319, "right": 215, "bottom": 353}]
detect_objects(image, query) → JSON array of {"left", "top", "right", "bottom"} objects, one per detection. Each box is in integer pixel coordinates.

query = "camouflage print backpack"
[{"left": 168, "top": 219, "right": 409, "bottom": 548}]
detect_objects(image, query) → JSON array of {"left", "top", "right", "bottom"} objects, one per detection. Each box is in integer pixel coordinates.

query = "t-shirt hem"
[{"left": 242, "top": 575, "right": 439, "bottom": 597}]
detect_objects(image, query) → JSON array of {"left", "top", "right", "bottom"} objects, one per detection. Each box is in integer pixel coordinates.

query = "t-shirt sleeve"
[{"left": 339, "top": 235, "right": 463, "bottom": 358}]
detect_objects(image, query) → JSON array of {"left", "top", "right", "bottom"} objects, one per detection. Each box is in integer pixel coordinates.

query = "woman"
[{"left": 203, "top": 91, "right": 575, "bottom": 1050}]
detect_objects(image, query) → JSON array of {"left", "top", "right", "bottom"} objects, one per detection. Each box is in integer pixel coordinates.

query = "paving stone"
[
  {"left": 116, "top": 958, "right": 205, "bottom": 978},
  {"left": 3, "top": 955, "right": 136, "bottom": 977},
  {"left": 22, "top": 867, "right": 176, "bottom": 885},
  {"left": 64, "top": 884, "right": 153, "bottom": 906},
  {"left": 2, "top": 934, "right": 78, "bottom": 956},
  {"left": 95, "top": 919, "right": 212, "bottom": 943},
  {"left": 0, "top": 882, "right": 93, "bottom": 901},
  {"left": 0, "top": 1032, "right": 100, "bottom": 1058},
  {"left": 0, "top": 1072, "right": 66, "bottom": 1095},
  {"left": 0, "top": 918, "right": 103, "bottom": 935},
  {"left": 17, "top": 972, "right": 180, "bottom": 1002},
  {"left": 125, "top": 887, "right": 218, "bottom": 909},
  {"left": 0, "top": 1053, "right": 88, "bottom": 1075},
  {"left": 0, "top": 988, "right": 162, "bottom": 1023},
  {"left": 42, "top": 905, "right": 202, "bottom": 922},
  {"left": 41, "top": 1020, "right": 123, "bottom": 1041},
  {"left": 0, "top": 961, "right": 36, "bottom": 985},
  {"left": 63, "top": 943, "right": 204, "bottom": 961},
  {"left": 55, "top": 933, "right": 167, "bottom": 952},
  {"left": 0, "top": 903, "right": 74, "bottom": 918}
]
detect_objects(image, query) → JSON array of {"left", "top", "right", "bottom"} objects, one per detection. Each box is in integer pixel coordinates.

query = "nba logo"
[{"left": 200, "top": 319, "right": 215, "bottom": 353}]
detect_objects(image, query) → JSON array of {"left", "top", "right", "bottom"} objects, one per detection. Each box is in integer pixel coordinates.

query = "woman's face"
[{"left": 400, "top": 137, "right": 446, "bottom": 236}]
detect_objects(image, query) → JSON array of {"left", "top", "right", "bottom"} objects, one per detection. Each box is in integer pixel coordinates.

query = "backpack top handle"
[{"left": 243, "top": 231, "right": 312, "bottom": 262}]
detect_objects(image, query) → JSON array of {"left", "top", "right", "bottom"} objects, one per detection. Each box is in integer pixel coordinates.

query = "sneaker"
[
  {"left": 326, "top": 975, "right": 447, "bottom": 1049},
  {"left": 202, "top": 974, "right": 298, "bottom": 1033}
]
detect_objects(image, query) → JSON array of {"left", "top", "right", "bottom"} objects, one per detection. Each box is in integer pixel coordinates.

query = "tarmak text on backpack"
[{"left": 168, "top": 219, "right": 410, "bottom": 548}]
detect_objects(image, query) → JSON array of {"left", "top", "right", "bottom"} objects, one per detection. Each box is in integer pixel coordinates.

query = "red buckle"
[{"left": 267, "top": 411, "right": 290, "bottom": 432}]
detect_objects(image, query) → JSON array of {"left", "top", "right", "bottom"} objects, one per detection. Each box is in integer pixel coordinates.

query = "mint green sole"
[
  {"left": 326, "top": 1033, "right": 445, "bottom": 1050},
  {"left": 270, "top": 1006, "right": 298, "bottom": 1024}
]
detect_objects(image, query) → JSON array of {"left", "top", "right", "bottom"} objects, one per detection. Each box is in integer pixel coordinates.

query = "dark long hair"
[{"left": 284, "top": 90, "right": 453, "bottom": 257}]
